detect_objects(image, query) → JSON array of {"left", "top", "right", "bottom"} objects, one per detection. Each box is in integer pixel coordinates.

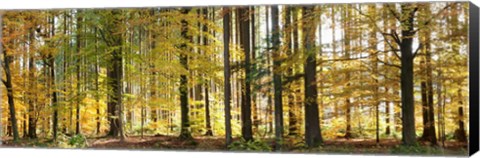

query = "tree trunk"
[
  {"left": 94, "top": 28, "right": 101, "bottom": 135},
  {"left": 103, "top": 10, "right": 125, "bottom": 140},
  {"left": 399, "top": 4, "right": 417, "bottom": 146},
  {"left": 367, "top": 4, "right": 380, "bottom": 144},
  {"left": 48, "top": 14, "right": 59, "bottom": 140},
  {"left": 238, "top": 7, "right": 253, "bottom": 142},
  {"left": 302, "top": 6, "right": 323, "bottom": 147},
  {"left": 292, "top": 7, "right": 302, "bottom": 137},
  {"left": 179, "top": 8, "right": 192, "bottom": 140},
  {"left": 285, "top": 6, "right": 298, "bottom": 137},
  {"left": 2, "top": 23, "right": 19, "bottom": 141},
  {"left": 250, "top": 6, "right": 259, "bottom": 134},
  {"left": 223, "top": 7, "right": 233, "bottom": 147},
  {"left": 454, "top": 89, "right": 467, "bottom": 142},
  {"left": 382, "top": 6, "right": 391, "bottom": 136},
  {"left": 202, "top": 8, "right": 213, "bottom": 136},
  {"left": 27, "top": 32, "right": 37, "bottom": 139},
  {"left": 418, "top": 5, "right": 437, "bottom": 146},
  {"left": 342, "top": 5, "right": 352, "bottom": 139},
  {"left": 75, "top": 10, "right": 83, "bottom": 135},
  {"left": 271, "top": 5, "right": 284, "bottom": 150}
]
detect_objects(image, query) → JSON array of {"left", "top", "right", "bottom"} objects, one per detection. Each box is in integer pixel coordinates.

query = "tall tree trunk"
[
  {"left": 103, "top": 10, "right": 125, "bottom": 140},
  {"left": 27, "top": 30, "right": 37, "bottom": 139},
  {"left": 223, "top": 7, "right": 233, "bottom": 147},
  {"left": 271, "top": 5, "right": 283, "bottom": 150},
  {"left": 418, "top": 5, "right": 437, "bottom": 146},
  {"left": 286, "top": 6, "right": 298, "bottom": 137},
  {"left": 238, "top": 7, "right": 253, "bottom": 142},
  {"left": 302, "top": 6, "right": 323, "bottom": 147},
  {"left": 179, "top": 8, "right": 192, "bottom": 140},
  {"left": 382, "top": 6, "right": 391, "bottom": 136},
  {"left": 1, "top": 17, "right": 19, "bottom": 141},
  {"left": 48, "top": 14, "right": 59, "bottom": 140},
  {"left": 94, "top": 28, "right": 101, "bottom": 135},
  {"left": 366, "top": 4, "right": 380, "bottom": 144},
  {"left": 75, "top": 10, "right": 83, "bottom": 135},
  {"left": 342, "top": 5, "right": 352, "bottom": 139},
  {"left": 292, "top": 7, "right": 302, "bottom": 136},
  {"left": 204, "top": 7, "right": 213, "bottom": 137},
  {"left": 331, "top": 7, "right": 339, "bottom": 117},
  {"left": 399, "top": 4, "right": 417, "bottom": 146},
  {"left": 250, "top": 6, "right": 259, "bottom": 134},
  {"left": 265, "top": 6, "right": 273, "bottom": 135},
  {"left": 452, "top": 4, "right": 467, "bottom": 142}
]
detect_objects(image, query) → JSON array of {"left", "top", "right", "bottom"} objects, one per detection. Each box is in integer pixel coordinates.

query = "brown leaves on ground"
[
  {"left": 1, "top": 135, "right": 468, "bottom": 156},
  {"left": 88, "top": 135, "right": 227, "bottom": 151}
]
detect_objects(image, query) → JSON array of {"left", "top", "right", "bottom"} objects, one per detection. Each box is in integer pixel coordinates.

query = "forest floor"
[{"left": 1, "top": 135, "right": 468, "bottom": 156}]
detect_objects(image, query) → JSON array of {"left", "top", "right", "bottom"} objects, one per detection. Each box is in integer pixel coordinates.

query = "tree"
[
  {"left": 179, "top": 8, "right": 193, "bottom": 140},
  {"left": 271, "top": 5, "right": 283, "bottom": 150},
  {"left": 99, "top": 10, "right": 126, "bottom": 140},
  {"left": 46, "top": 12, "right": 60, "bottom": 140},
  {"left": 223, "top": 7, "right": 233, "bottom": 147},
  {"left": 302, "top": 6, "right": 323, "bottom": 147},
  {"left": 284, "top": 6, "right": 297, "bottom": 137},
  {"left": 75, "top": 9, "right": 83, "bottom": 135},
  {"left": 1, "top": 13, "right": 20, "bottom": 141},
  {"left": 203, "top": 7, "right": 214, "bottom": 137},
  {"left": 342, "top": 4, "right": 353, "bottom": 139},
  {"left": 419, "top": 4, "right": 437, "bottom": 145},
  {"left": 367, "top": 4, "right": 380, "bottom": 144},
  {"left": 237, "top": 7, "right": 253, "bottom": 142}
]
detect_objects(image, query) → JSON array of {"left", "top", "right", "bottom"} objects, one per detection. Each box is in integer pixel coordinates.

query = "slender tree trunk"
[
  {"left": 2, "top": 49, "right": 19, "bottom": 141},
  {"left": 451, "top": 5, "right": 467, "bottom": 142},
  {"left": 292, "top": 7, "right": 303, "bottom": 136},
  {"left": 237, "top": 7, "right": 253, "bottom": 142},
  {"left": 271, "top": 5, "right": 283, "bottom": 150},
  {"left": 367, "top": 4, "right": 380, "bottom": 144},
  {"left": 342, "top": 5, "right": 352, "bottom": 139},
  {"left": 285, "top": 6, "right": 298, "bottom": 137},
  {"left": 265, "top": 6, "right": 273, "bottom": 135},
  {"left": 179, "top": 8, "right": 192, "bottom": 140},
  {"left": 49, "top": 15, "right": 59, "bottom": 140},
  {"left": 75, "top": 10, "right": 83, "bottom": 135},
  {"left": 28, "top": 31, "right": 37, "bottom": 138},
  {"left": 417, "top": 5, "right": 437, "bottom": 146},
  {"left": 223, "top": 7, "right": 233, "bottom": 147},
  {"left": 202, "top": 8, "right": 213, "bottom": 136},
  {"left": 2, "top": 18, "right": 19, "bottom": 141},
  {"left": 382, "top": 7, "right": 391, "bottom": 136},
  {"left": 94, "top": 28, "right": 101, "bottom": 135},
  {"left": 250, "top": 6, "right": 259, "bottom": 134}
]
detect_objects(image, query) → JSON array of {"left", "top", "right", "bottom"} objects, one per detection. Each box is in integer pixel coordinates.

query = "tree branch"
[
  {"left": 392, "top": 49, "right": 401, "bottom": 60},
  {"left": 354, "top": 6, "right": 401, "bottom": 60},
  {"left": 392, "top": 31, "right": 401, "bottom": 44},
  {"left": 97, "top": 27, "right": 113, "bottom": 47},
  {"left": 412, "top": 2, "right": 459, "bottom": 34},
  {"left": 322, "top": 56, "right": 369, "bottom": 62},
  {"left": 377, "top": 57, "right": 401, "bottom": 69},
  {"left": 386, "top": 4, "right": 401, "bottom": 21},
  {"left": 413, "top": 43, "right": 423, "bottom": 58}
]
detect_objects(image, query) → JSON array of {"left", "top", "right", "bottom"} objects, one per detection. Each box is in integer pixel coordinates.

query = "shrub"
[
  {"left": 391, "top": 144, "right": 441, "bottom": 155},
  {"left": 68, "top": 134, "right": 88, "bottom": 148},
  {"left": 228, "top": 139, "right": 272, "bottom": 152}
]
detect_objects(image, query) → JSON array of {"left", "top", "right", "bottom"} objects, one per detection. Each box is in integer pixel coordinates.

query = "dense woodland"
[{"left": 0, "top": 2, "right": 470, "bottom": 154}]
